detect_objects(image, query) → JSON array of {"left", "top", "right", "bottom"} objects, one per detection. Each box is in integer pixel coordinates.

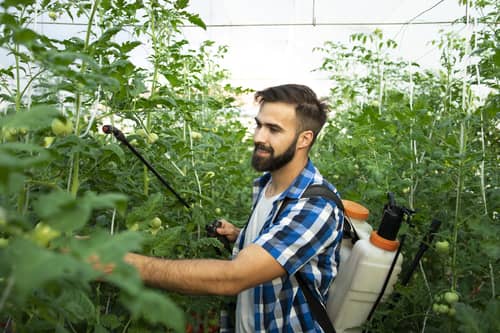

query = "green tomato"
[
  {"left": 150, "top": 217, "right": 162, "bottom": 228},
  {"left": 437, "top": 304, "right": 449, "bottom": 314},
  {"left": 51, "top": 118, "right": 73, "bottom": 136},
  {"left": 43, "top": 136, "right": 55, "bottom": 148},
  {"left": 32, "top": 222, "right": 61, "bottom": 247},
  {"left": 128, "top": 223, "right": 139, "bottom": 231},
  {"left": 48, "top": 11, "right": 57, "bottom": 20},
  {"left": 191, "top": 131, "right": 202, "bottom": 140},
  {"left": 435, "top": 240, "right": 450, "bottom": 254},
  {"left": 2, "top": 127, "right": 17, "bottom": 141},
  {"left": 147, "top": 132, "right": 159, "bottom": 144},
  {"left": 432, "top": 303, "right": 440, "bottom": 313},
  {"left": 448, "top": 307, "right": 456, "bottom": 316},
  {"left": 136, "top": 129, "right": 147, "bottom": 137},
  {"left": 0, "top": 238, "right": 8, "bottom": 248},
  {"left": 444, "top": 291, "right": 459, "bottom": 304},
  {"left": 215, "top": 207, "right": 222, "bottom": 215}
]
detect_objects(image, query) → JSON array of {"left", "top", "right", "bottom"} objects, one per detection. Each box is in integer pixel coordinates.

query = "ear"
[{"left": 297, "top": 130, "right": 314, "bottom": 150}]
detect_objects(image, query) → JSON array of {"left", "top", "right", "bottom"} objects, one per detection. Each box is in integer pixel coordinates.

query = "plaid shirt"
[{"left": 221, "top": 160, "right": 344, "bottom": 332}]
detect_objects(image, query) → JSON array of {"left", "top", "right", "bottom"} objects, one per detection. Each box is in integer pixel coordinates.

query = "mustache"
[{"left": 254, "top": 143, "right": 273, "bottom": 154}]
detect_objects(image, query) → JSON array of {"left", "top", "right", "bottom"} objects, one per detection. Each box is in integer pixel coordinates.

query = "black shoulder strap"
[
  {"left": 303, "top": 184, "right": 344, "bottom": 212},
  {"left": 274, "top": 184, "right": 339, "bottom": 333}
]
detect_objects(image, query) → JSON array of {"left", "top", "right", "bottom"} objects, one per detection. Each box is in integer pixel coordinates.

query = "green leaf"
[
  {"left": 455, "top": 303, "right": 484, "bottom": 333},
  {"left": 34, "top": 191, "right": 92, "bottom": 232},
  {"left": 2, "top": 0, "right": 36, "bottom": 9},
  {"left": 0, "top": 238, "right": 95, "bottom": 303},
  {"left": 187, "top": 14, "right": 206, "bottom": 30},
  {"left": 55, "top": 288, "right": 96, "bottom": 321},
  {"left": 120, "top": 289, "right": 185, "bottom": 333},
  {"left": 101, "top": 143, "right": 125, "bottom": 163},
  {"left": 0, "top": 105, "right": 59, "bottom": 130},
  {"left": 175, "top": 0, "right": 189, "bottom": 9},
  {"left": 0, "top": 143, "right": 52, "bottom": 170},
  {"left": 68, "top": 230, "right": 143, "bottom": 264},
  {"left": 120, "top": 41, "right": 142, "bottom": 53},
  {"left": 481, "top": 241, "right": 500, "bottom": 260},
  {"left": 82, "top": 191, "right": 128, "bottom": 216},
  {"left": 34, "top": 191, "right": 128, "bottom": 232},
  {"left": 13, "top": 28, "right": 39, "bottom": 44}
]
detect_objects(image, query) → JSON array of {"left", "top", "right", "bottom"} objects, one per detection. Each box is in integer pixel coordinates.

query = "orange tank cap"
[
  {"left": 342, "top": 200, "right": 370, "bottom": 220},
  {"left": 370, "top": 231, "right": 400, "bottom": 251}
]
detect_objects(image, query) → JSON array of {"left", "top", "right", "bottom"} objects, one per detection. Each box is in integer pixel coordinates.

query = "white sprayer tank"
[
  {"left": 327, "top": 200, "right": 403, "bottom": 333},
  {"left": 337, "top": 200, "right": 372, "bottom": 269}
]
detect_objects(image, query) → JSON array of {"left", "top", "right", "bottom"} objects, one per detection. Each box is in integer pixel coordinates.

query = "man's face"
[{"left": 251, "top": 102, "right": 299, "bottom": 172}]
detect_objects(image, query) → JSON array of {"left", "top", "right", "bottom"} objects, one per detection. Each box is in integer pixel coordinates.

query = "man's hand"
[
  {"left": 215, "top": 219, "right": 240, "bottom": 242},
  {"left": 87, "top": 254, "right": 116, "bottom": 275}
]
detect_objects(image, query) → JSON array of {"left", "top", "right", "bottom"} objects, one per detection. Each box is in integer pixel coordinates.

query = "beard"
[{"left": 251, "top": 136, "right": 298, "bottom": 172}]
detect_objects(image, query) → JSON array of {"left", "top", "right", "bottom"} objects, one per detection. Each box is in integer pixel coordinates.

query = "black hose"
[{"left": 102, "top": 125, "right": 191, "bottom": 209}]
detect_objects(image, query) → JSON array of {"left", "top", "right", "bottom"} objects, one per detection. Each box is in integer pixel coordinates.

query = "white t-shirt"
[{"left": 235, "top": 182, "right": 281, "bottom": 333}]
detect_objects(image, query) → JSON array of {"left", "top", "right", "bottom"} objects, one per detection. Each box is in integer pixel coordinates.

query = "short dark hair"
[{"left": 254, "top": 84, "right": 328, "bottom": 146}]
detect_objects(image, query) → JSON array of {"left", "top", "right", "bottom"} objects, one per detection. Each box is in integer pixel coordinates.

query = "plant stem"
[
  {"left": 14, "top": 43, "right": 21, "bottom": 113},
  {"left": 490, "top": 263, "right": 495, "bottom": 299},
  {"left": 68, "top": 0, "right": 100, "bottom": 196}
]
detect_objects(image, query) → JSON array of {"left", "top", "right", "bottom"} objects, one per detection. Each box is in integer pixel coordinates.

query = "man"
[{"left": 125, "top": 84, "right": 344, "bottom": 332}]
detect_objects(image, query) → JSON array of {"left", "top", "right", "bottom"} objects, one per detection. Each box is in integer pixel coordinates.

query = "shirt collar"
[{"left": 253, "top": 159, "right": 318, "bottom": 202}]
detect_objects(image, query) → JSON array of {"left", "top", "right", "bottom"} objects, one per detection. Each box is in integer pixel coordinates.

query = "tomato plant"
[
  {"left": 0, "top": 0, "right": 251, "bottom": 332},
  {"left": 314, "top": 2, "right": 499, "bottom": 331}
]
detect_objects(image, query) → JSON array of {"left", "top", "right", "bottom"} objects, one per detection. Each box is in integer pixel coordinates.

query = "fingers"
[
  {"left": 87, "top": 254, "right": 116, "bottom": 275},
  {"left": 215, "top": 219, "right": 240, "bottom": 242}
]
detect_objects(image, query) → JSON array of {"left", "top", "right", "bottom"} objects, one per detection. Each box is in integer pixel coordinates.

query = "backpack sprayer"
[{"left": 102, "top": 125, "right": 441, "bottom": 332}]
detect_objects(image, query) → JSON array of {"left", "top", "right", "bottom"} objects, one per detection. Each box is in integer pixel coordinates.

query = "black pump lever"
[{"left": 102, "top": 125, "right": 191, "bottom": 209}]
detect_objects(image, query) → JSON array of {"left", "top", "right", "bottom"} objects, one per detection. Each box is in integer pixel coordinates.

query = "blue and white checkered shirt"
[{"left": 223, "top": 160, "right": 344, "bottom": 332}]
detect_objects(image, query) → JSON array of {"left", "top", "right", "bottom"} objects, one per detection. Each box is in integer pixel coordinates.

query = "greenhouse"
[{"left": 0, "top": 0, "right": 498, "bottom": 332}]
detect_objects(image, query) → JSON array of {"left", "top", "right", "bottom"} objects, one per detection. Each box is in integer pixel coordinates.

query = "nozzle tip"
[{"left": 102, "top": 125, "right": 112, "bottom": 134}]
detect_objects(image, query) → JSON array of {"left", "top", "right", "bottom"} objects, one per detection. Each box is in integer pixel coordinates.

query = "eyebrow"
[{"left": 254, "top": 117, "right": 284, "bottom": 132}]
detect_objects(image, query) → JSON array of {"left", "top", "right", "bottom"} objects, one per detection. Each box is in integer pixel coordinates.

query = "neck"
[{"left": 267, "top": 155, "right": 308, "bottom": 196}]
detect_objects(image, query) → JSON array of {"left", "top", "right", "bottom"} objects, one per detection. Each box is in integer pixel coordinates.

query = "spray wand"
[{"left": 102, "top": 125, "right": 231, "bottom": 252}]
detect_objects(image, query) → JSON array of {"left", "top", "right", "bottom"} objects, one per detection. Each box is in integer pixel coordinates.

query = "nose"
[{"left": 253, "top": 126, "right": 267, "bottom": 144}]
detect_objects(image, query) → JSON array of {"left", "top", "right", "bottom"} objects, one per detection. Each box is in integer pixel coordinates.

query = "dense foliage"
[
  {"left": 0, "top": 0, "right": 498, "bottom": 332},
  {"left": 0, "top": 0, "right": 251, "bottom": 332}
]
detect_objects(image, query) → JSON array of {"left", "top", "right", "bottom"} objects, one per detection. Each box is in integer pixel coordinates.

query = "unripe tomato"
[
  {"left": 191, "top": 131, "right": 202, "bottom": 140},
  {"left": 437, "top": 304, "right": 449, "bottom": 314},
  {"left": 51, "top": 118, "right": 73, "bottom": 136},
  {"left": 32, "top": 222, "right": 61, "bottom": 247},
  {"left": 444, "top": 291, "right": 459, "bottom": 304},
  {"left": 136, "top": 129, "right": 147, "bottom": 137},
  {"left": 150, "top": 217, "right": 162, "bottom": 229},
  {"left": 148, "top": 132, "right": 159, "bottom": 144},
  {"left": 448, "top": 307, "right": 456, "bottom": 316},
  {"left": 215, "top": 208, "right": 222, "bottom": 215},
  {"left": 48, "top": 11, "right": 57, "bottom": 20},
  {"left": 435, "top": 240, "right": 450, "bottom": 254},
  {"left": 128, "top": 223, "right": 139, "bottom": 231},
  {"left": 2, "top": 127, "right": 17, "bottom": 141},
  {"left": 0, "top": 237, "right": 8, "bottom": 248},
  {"left": 43, "top": 136, "right": 55, "bottom": 148},
  {"left": 432, "top": 303, "right": 440, "bottom": 313}
]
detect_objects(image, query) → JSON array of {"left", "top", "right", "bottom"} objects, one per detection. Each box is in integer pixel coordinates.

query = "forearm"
[{"left": 124, "top": 253, "right": 241, "bottom": 295}]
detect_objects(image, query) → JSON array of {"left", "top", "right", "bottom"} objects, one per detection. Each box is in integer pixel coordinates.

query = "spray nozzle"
[{"left": 377, "top": 193, "right": 415, "bottom": 241}]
